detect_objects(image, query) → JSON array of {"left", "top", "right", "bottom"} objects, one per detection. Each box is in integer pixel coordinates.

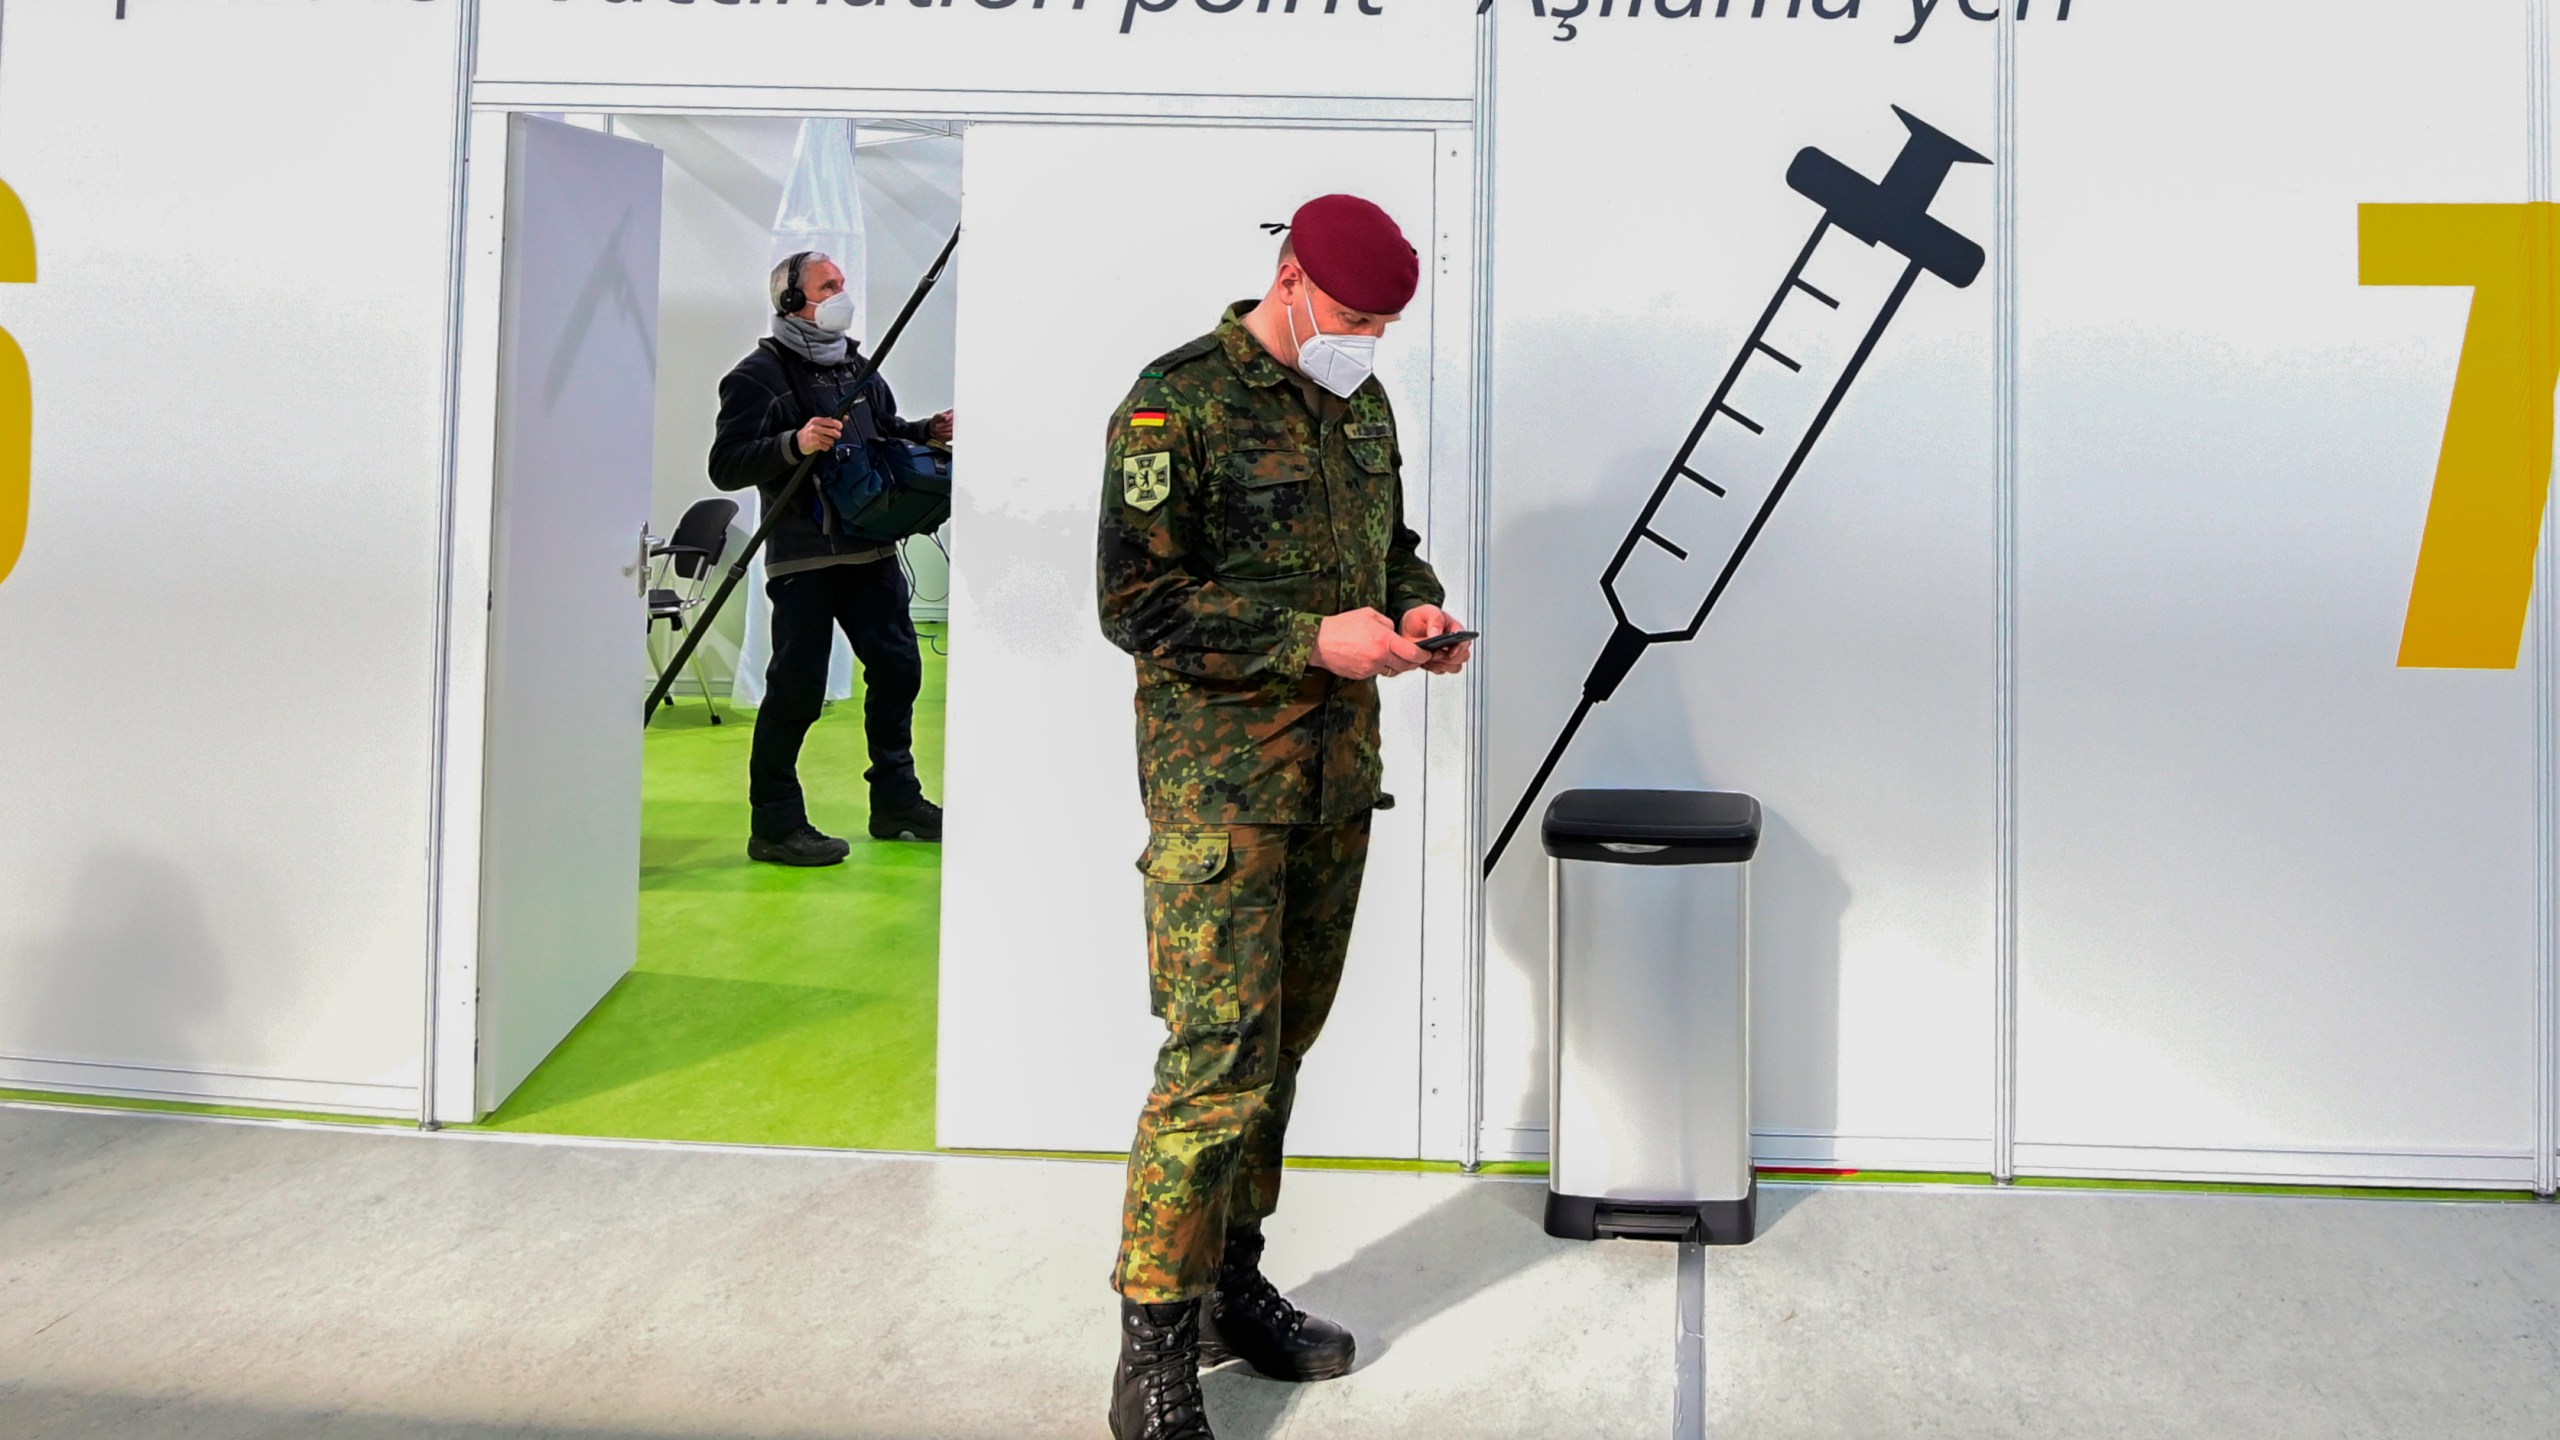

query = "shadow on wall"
[
  {"left": 4, "top": 850, "right": 230, "bottom": 1086},
  {"left": 630, "top": 115, "right": 788, "bottom": 230},
  {"left": 1485, "top": 487, "right": 1851, "bottom": 1162},
  {"left": 542, "top": 203, "right": 659, "bottom": 410}
]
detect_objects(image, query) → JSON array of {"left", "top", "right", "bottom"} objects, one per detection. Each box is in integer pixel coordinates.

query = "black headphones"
[{"left": 776, "top": 250, "right": 813, "bottom": 316}]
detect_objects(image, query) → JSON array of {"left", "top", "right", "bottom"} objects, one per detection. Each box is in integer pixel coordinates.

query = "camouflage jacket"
[{"left": 1097, "top": 302, "right": 1446, "bottom": 826}]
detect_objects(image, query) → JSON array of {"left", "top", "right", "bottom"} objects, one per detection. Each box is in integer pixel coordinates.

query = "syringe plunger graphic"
[{"left": 1483, "top": 108, "right": 1991, "bottom": 875}]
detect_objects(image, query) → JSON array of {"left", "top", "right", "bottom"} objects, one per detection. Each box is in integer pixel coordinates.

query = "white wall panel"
[
  {"left": 476, "top": 0, "right": 1471, "bottom": 106},
  {"left": 0, "top": 2, "right": 462, "bottom": 1113},
  {"left": 1482, "top": 17, "right": 2001, "bottom": 1170},
  {"left": 940, "top": 123, "right": 1442, "bottom": 1157},
  {"left": 2014, "top": 1, "right": 2541, "bottom": 1184}
]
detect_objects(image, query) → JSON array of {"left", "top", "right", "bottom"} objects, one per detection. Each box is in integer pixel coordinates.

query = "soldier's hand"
[
  {"left": 1401, "top": 605, "right": 1474, "bottom": 675},
  {"left": 929, "top": 410, "right": 955, "bottom": 443},
  {"left": 1315, "top": 608, "right": 1430, "bottom": 681},
  {"left": 793, "top": 416, "right": 844, "bottom": 458}
]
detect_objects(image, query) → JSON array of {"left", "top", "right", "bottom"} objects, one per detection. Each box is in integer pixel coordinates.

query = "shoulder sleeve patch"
[{"left": 1122, "top": 452, "right": 1174, "bottom": 512}]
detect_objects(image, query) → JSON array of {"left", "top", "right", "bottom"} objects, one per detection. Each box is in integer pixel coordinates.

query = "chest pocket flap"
[
  {"left": 1215, "top": 445, "right": 1314, "bottom": 488},
  {"left": 1207, "top": 443, "right": 1323, "bottom": 579}
]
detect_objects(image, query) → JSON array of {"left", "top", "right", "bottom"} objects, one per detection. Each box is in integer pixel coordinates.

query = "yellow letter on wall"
[
  {"left": 2361, "top": 204, "right": 2560, "bottom": 670},
  {"left": 0, "top": 179, "right": 28, "bottom": 591}
]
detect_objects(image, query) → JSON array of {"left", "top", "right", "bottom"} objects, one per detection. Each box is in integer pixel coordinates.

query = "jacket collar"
[
  {"left": 1218, "top": 301, "right": 1294, "bottom": 390},
  {"left": 760, "top": 334, "right": 865, "bottom": 375}
]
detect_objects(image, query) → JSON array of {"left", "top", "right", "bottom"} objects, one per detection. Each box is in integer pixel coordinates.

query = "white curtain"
[{"left": 735, "top": 119, "right": 867, "bottom": 709}]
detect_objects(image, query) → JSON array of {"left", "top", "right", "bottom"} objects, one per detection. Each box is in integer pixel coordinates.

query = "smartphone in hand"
[{"left": 1416, "top": 629, "right": 1479, "bottom": 654}]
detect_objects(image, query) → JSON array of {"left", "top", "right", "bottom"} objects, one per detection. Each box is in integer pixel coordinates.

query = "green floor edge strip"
[
  {"left": 1762, "top": 1167, "right": 2541, "bottom": 1203},
  {"left": 948, "top": 1149, "right": 1554, "bottom": 1177},
  {"left": 0, "top": 1088, "right": 413, "bottom": 1129},
  {"left": 1758, "top": 1168, "right": 1994, "bottom": 1187},
  {"left": 2007, "top": 1175, "right": 2541, "bottom": 1203}
]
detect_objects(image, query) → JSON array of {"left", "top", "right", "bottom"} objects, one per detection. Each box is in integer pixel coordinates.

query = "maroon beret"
[{"left": 1288, "top": 194, "right": 1420, "bottom": 316}]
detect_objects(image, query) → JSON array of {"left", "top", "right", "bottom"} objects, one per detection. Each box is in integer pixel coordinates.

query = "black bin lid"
[{"left": 1540, "top": 789, "right": 1761, "bottom": 867}]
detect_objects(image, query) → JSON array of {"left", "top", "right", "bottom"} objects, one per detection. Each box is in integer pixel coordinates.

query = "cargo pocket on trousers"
[{"left": 1136, "top": 828, "right": 1241, "bottom": 1034}]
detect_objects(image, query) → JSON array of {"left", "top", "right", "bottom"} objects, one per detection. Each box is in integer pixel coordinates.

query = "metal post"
[
  {"left": 420, "top": 0, "right": 485, "bottom": 1132},
  {"left": 1463, "top": 0, "right": 1501, "bottom": 1174},
  {"left": 2532, "top": 0, "right": 2559, "bottom": 1202},
  {"left": 1992, "top": 0, "right": 2024, "bottom": 1186}
]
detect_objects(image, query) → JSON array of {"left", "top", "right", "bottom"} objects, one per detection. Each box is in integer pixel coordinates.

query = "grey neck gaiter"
[{"left": 771, "top": 312, "right": 850, "bottom": 367}]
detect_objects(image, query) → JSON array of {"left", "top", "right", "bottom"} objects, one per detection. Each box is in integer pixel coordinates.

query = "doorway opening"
[
  {"left": 473, "top": 113, "right": 961, "bottom": 1150},
  {"left": 451, "top": 109, "right": 1468, "bottom": 1165}
]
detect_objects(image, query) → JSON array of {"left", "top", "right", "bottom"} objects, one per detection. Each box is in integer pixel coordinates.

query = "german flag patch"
[{"left": 1130, "top": 408, "right": 1170, "bottom": 429}]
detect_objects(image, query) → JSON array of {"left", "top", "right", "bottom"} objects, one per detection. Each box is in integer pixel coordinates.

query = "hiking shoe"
[
  {"left": 747, "top": 825, "right": 851, "bottom": 867},
  {"left": 868, "top": 796, "right": 943, "bottom": 843}
]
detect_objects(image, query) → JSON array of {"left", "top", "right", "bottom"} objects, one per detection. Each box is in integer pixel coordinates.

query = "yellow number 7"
[
  {"left": 0, "top": 180, "right": 27, "bottom": 591},
  {"left": 2361, "top": 204, "right": 2560, "bottom": 669}
]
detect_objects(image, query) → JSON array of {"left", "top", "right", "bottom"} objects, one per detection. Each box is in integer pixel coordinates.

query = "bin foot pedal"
[{"left": 1545, "top": 1182, "right": 1757, "bottom": 1246}]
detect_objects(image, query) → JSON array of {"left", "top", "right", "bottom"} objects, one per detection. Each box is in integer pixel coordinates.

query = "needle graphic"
[{"left": 1484, "top": 107, "right": 1991, "bottom": 875}]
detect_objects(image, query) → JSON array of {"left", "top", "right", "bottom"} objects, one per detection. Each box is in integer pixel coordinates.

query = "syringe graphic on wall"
[{"left": 1484, "top": 107, "right": 1991, "bottom": 875}]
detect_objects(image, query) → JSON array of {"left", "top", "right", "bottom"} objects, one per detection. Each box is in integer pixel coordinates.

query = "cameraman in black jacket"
[{"left": 710, "top": 251, "right": 954, "bottom": 865}]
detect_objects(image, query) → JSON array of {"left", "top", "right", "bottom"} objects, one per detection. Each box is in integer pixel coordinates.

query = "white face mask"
[
  {"left": 1288, "top": 291, "right": 1378, "bottom": 399},
  {"left": 813, "top": 290, "right": 857, "bottom": 336}
]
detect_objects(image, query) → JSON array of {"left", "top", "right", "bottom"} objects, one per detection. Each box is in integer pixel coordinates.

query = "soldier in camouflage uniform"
[{"left": 1095, "top": 195, "right": 1474, "bottom": 1440}]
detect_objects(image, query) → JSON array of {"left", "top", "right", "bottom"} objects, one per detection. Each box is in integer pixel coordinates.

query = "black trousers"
[{"left": 750, "top": 558, "right": 925, "bottom": 839}]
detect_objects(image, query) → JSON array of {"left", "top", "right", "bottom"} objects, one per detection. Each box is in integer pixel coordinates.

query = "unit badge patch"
[{"left": 1123, "top": 452, "right": 1174, "bottom": 512}]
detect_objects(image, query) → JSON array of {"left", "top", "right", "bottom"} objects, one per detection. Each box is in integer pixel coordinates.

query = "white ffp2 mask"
[
  {"left": 814, "top": 291, "right": 857, "bottom": 335},
  {"left": 1289, "top": 292, "right": 1378, "bottom": 399}
]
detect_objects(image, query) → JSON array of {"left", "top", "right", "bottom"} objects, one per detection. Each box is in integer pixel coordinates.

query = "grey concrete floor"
[
  {"left": 1717, "top": 1184, "right": 2560, "bottom": 1439},
  {"left": 1, "top": 1105, "right": 2555, "bottom": 1439},
  {"left": 0, "top": 1107, "right": 1663, "bottom": 1439}
]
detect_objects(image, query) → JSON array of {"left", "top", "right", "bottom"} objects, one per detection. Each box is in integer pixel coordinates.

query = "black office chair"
[{"left": 646, "top": 497, "right": 741, "bottom": 725}]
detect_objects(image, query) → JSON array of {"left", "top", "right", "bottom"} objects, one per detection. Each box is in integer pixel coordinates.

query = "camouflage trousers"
[{"left": 1114, "top": 815, "right": 1373, "bottom": 1303}]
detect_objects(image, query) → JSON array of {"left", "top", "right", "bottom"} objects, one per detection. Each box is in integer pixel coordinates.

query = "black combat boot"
[
  {"left": 867, "top": 795, "right": 943, "bottom": 842},
  {"left": 1109, "top": 1298, "right": 1216, "bottom": 1440},
  {"left": 1199, "top": 1225, "right": 1357, "bottom": 1382}
]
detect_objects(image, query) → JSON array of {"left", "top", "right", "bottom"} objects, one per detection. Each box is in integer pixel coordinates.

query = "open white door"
[
  {"left": 940, "top": 124, "right": 1441, "bottom": 1157},
  {"left": 477, "top": 116, "right": 664, "bottom": 1114}
]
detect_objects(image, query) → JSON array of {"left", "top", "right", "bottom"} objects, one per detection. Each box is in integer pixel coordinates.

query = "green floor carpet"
[{"left": 475, "top": 636, "right": 946, "bottom": 1152}]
